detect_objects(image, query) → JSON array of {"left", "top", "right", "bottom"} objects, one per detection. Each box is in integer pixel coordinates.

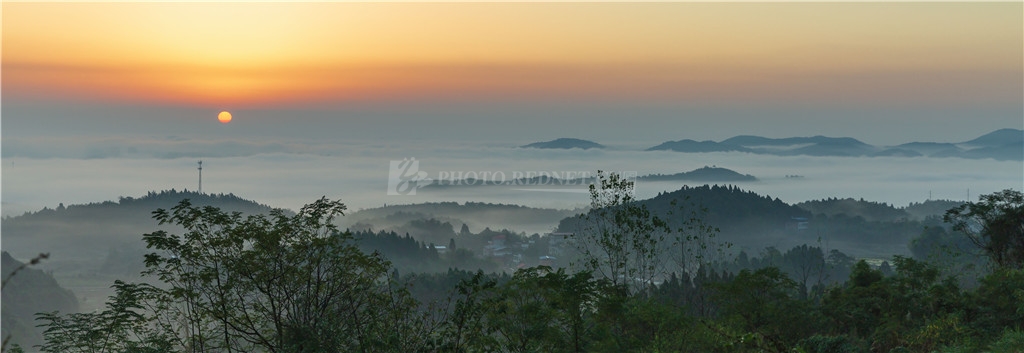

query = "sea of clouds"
[{"left": 2, "top": 136, "right": 1021, "bottom": 218}]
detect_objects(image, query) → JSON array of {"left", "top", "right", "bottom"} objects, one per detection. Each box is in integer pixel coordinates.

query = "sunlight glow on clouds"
[{"left": 4, "top": 2, "right": 1021, "bottom": 109}]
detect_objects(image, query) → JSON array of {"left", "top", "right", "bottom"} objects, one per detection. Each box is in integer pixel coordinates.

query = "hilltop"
[
  {"left": 646, "top": 128, "right": 1022, "bottom": 160},
  {"left": 641, "top": 166, "right": 757, "bottom": 182},
  {"left": 2, "top": 190, "right": 279, "bottom": 276},
  {"left": 556, "top": 184, "right": 954, "bottom": 258},
  {"left": 520, "top": 138, "right": 605, "bottom": 150}
]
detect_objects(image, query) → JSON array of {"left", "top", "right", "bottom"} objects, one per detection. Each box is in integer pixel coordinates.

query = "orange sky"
[{"left": 3, "top": 2, "right": 1021, "bottom": 108}]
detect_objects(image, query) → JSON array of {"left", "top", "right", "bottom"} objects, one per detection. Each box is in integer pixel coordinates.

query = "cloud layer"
[{"left": 3, "top": 139, "right": 1020, "bottom": 219}]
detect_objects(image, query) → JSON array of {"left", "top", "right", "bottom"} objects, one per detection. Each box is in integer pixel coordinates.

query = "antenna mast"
[{"left": 198, "top": 160, "right": 203, "bottom": 194}]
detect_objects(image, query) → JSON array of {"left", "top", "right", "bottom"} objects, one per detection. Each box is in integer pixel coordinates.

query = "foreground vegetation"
[{"left": 5, "top": 184, "right": 1022, "bottom": 352}]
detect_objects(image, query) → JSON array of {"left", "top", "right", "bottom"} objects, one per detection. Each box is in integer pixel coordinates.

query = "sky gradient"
[
  {"left": 3, "top": 2, "right": 1022, "bottom": 144},
  {"left": 1, "top": 2, "right": 1022, "bottom": 216}
]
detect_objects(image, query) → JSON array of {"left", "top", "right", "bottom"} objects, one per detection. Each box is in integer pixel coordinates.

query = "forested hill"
[
  {"left": 643, "top": 184, "right": 806, "bottom": 225},
  {"left": 2, "top": 252, "right": 79, "bottom": 349},
  {"left": 797, "top": 198, "right": 965, "bottom": 222},
  {"left": 520, "top": 138, "right": 605, "bottom": 150},
  {"left": 1, "top": 190, "right": 279, "bottom": 277},
  {"left": 556, "top": 185, "right": 939, "bottom": 257},
  {"left": 3, "top": 190, "right": 276, "bottom": 224},
  {"left": 641, "top": 166, "right": 757, "bottom": 182},
  {"left": 557, "top": 184, "right": 810, "bottom": 244},
  {"left": 797, "top": 198, "right": 907, "bottom": 222}
]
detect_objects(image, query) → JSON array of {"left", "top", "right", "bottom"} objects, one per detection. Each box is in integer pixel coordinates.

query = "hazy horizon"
[
  {"left": 3, "top": 2, "right": 1022, "bottom": 216},
  {"left": 3, "top": 144, "right": 1020, "bottom": 218}
]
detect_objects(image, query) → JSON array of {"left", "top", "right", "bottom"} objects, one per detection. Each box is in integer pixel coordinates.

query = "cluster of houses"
[
  {"left": 481, "top": 232, "right": 576, "bottom": 270},
  {"left": 473, "top": 214, "right": 812, "bottom": 271}
]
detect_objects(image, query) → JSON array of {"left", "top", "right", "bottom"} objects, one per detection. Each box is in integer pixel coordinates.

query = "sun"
[{"left": 218, "top": 111, "right": 232, "bottom": 124}]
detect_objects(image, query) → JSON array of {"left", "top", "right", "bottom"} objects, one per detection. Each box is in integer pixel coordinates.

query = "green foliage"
[
  {"left": 484, "top": 268, "right": 599, "bottom": 353},
  {"left": 142, "top": 197, "right": 435, "bottom": 352},
  {"left": 808, "top": 212, "right": 925, "bottom": 249},
  {"left": 29, "top": 190, "right": 1024, "bottom": 353},
  {"left": 796, "top": 335, "right": 867, "bottom": 353},
  {"left": 714, "top": 267, "right": 821, "bottom": 351},
  {"left": 905, "top": 314, "right": 970, "bottom": 352},
  {"left": 38, "top": 197, "right": 436, "bottom": 353},
  {"left": 439, "top": 271, "right": 500, "bottom": 352},
  {"left": 782, "top": 245, "right": 827, "bottom": 298},
  {"left": 909, "top": 225, "right": 987, "bottom": 288},
  {"left": 910, "top": 226, "right": 974, "bottom": 263},
  {"left": 589, "top": 296, "right": 714, "bottom": 353},
  {"left": 944, "top": 189, "right": 1024, "bottom": 270},
  {"left": 822, "top": 256, "right": 985, "bottom": 352},
  {"left": 973, "top": 268, "right": 1024, "bottom": 335},
  {"left": 850, "top": 260, "right": 883, "bottom": 288},
  {"left": 37, "top": 281, "right": 174, "bottom": 353},
  {"left": 987, "top": 329, "right": 1024, "bottom": 353},
  {"left": 797, "top": 197, "right": 909, "bottom": 223},
  {"left": 352, "top": 229, "right": 499, "bottom": 273}
]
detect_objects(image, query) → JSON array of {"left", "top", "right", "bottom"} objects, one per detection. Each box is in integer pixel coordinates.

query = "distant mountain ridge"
[
  {"left": 962, "top": 128, "right": 1023, "bottom": 146},
  {"left": 647, "top": 135, "right": 877, "bottom": 156},
  {"left": 521, "top": 138, "right": 605, "bottom": 150},
  {"left": 647, "top": 140, "right": 753, "bottom": 153},
  {"left": 646, "top": 128, "right": 1022, "bottom": 160}
]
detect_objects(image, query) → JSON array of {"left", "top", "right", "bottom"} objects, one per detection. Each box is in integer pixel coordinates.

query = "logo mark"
[{"left": 387, "top": 158, "right": 432, "bottom": 195}]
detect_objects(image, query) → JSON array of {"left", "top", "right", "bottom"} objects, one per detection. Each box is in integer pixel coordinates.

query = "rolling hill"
[
  {"left": 521, "top": 138, "right": 605, "bottom": 150},
  {"left": 647, "top": 129, "right": 1022, "bottom": 160}
]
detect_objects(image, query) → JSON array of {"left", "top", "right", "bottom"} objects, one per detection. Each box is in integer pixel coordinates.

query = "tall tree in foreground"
[
  {"left": 944, "top": 189, "right": 1024, "bottom": 270},
  {"left": 571, "top": 171, "right": 723, "bottom": 295},
  {"left": 36, "top": 281, "right": 174, "bottom": 353},
  {"left": 571, "top": 171, "right": 669, "bottom": 295},
  {"left": 38, "top": 198, "right": 434, "bottom": 353}
]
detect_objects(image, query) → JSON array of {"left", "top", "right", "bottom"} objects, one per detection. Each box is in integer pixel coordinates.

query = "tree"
[
  {"left": 142, "top": 197, "right": 436, "bottom": 352},
  {"left": 489, "top": 268, "right": 598, "bottom": 353},
  {"left": 665, "top": 197, "right": 723, "bottom": 279},
  {"left": 714, "top": 267, "right": 817, "bottom": 351},
  {"left": 484, "top": 269, "right": 564, "bottom": 353},
  {"left": 37, "top": 281, "right": 174, "bottom": 353},
  {"left": 782, "top": 244, "right": 826, "bottom": 299},
  {"left": 826, "top": 250, "right": 856, "bottom": 285},
  {"left": 571, "top": 171, "right": 669, "bottom": 295},
  {"left": 38, "top": 197, "right": 436, "bottom": 353},
  {"left": 944, "top": 189, "right": 1024, "bottom": 269},
  {"left": 438, "top": 271, "right": 499, "bottom": 353}
]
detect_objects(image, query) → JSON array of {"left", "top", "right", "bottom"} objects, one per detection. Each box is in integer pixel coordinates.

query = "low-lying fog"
[{"left": 3, "top": 137, "right": 1020, "bottom": 218}]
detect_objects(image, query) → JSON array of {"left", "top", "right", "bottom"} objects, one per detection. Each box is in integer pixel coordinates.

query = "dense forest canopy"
[{"left": 3, "top": 186, "right": 1022, "bottom": 353}]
